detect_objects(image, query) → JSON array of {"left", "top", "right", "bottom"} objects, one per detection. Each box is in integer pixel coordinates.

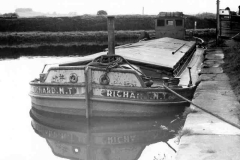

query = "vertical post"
[
  {"left": 142, "top": 7, "right": 144, "bottom": 15},
  {"left": 188, "top": 67, "right": 192, "bottom": 87},
  {"left": 107, "top": 16, "right": 115, "bottom": 55},
  {"left": 216, "top": 0, "right": 220, "bottom": 45},
  {"left": 84, "top": 67, "right": 90, "bottom": 118},
  {"left": 220, "top": 17, "right": 222, "bottom": 36},
  {"left": 86, "top": 118, "right": 91, "bottom": 160}
]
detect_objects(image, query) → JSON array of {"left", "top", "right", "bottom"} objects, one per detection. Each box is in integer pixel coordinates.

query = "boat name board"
[
  {"left": 99, "top": 89, "right": 176, "bottom": 100},
  {"left": 31, "top": 86, "right": 79, "bottom": 95}
]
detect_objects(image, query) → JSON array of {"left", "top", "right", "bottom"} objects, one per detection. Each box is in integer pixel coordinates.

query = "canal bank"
[{"left": 176, "top": 47, "right": 240, "bottom": 159}]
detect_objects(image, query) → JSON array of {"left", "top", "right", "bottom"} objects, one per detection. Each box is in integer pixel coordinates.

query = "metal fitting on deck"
[{"left": 39, "top": 73, "right": 46, "bottom": 82}]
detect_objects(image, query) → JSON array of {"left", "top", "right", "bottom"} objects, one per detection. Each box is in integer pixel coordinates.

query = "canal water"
[{"left": 0, "top": 55, "right": 185, "bottom": 160}]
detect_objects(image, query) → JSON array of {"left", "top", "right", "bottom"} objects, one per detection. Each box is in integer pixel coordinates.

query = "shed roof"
[{"left": 157, "top": 12, "right": 184, "bottom": 18}]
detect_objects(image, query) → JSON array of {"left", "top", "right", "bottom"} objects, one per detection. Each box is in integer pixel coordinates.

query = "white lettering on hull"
[
  {"left": 96, "top": 89, "right": 177, "bottom": 100},
  {"left": 31, "top": 86, "right": 81, "bottom": 95}
]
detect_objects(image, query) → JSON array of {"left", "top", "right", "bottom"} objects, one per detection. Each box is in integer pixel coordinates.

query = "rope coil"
[{"left": 91, "top": 55, "right": 153, "bottom": 86}]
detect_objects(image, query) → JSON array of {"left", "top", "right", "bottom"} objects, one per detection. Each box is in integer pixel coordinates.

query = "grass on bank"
[
  {"left": 0, "top": 29, "right": 215, "bottom": 47},
  {"left": 0, "top": 30, "right": 155, "bottom": 46},
  {"left": 222, "top": 39, "right": 240, "bottom": 102}
]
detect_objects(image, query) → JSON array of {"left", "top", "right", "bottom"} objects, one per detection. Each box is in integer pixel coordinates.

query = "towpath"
[{"left": 176, "top": 48, "right": 240, "bottom": 160}]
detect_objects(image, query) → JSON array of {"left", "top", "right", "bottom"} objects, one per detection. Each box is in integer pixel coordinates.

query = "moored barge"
[{"left": 29, "top": 13, "right": 203, "bottom": 117}]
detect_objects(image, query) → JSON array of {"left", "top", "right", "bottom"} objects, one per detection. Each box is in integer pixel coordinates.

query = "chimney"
[{"left": 107, "top": 16, "right": 115, "bottom": 55}]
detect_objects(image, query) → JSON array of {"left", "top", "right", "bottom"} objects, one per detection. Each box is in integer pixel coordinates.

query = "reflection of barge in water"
[
  {"left": 29, "top": 12, "right": 204, "bottom": 117},
  {"left": 30, "top": 107, "right": 183, "bottom": 160}
]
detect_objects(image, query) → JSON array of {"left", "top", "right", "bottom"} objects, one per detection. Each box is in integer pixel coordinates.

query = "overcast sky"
[{"left": 1, "top": 0, "right": 240, "bottom": 15}]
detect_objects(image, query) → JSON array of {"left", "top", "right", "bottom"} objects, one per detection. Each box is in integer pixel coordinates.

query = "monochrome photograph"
[{"left": 0, "top": 0, "right": 240, "bottom": 160}]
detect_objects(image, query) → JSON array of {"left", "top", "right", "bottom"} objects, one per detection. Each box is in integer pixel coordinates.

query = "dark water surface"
[{"left": 0, "top": 56, "right": 185, "bottom": 160}]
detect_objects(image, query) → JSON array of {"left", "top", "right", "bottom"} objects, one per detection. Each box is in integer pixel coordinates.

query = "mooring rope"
[
  {"left": 165, "top": 142, "right": 177, "bottom": 153},
  {"left": 163, "top": 84, "right": 240, "bottom": 131}
]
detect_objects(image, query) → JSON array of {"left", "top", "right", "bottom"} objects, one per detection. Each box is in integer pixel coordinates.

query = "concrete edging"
[{"left": 176, "top": 48, "right": 240, "bottom": 160}]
